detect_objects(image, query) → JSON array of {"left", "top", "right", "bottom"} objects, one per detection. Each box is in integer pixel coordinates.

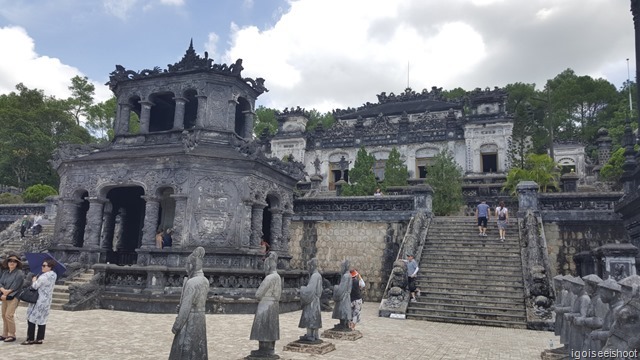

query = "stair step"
[
  {"left": 406, "top": 314, "right": 527, "bottom": 328},
  {"left": 423, "top": 266, "right": 522, "bottom": 275},
  {"left": 417, "top": 284, "right": 524, "bottom": 295},
  {"left": 418, "top": 278, "right": 524, "bottom": 287},
  {"left": 421, "top": 293, "right": 524, "bottom": 304},
  {"left": 415, "top": 300, "right": 526, "bottom": 312},
  {"left": 406, "top": 307, "right": 526, "bottom": 322},
  {"left": 425, "top": 258, "right": 522, "bottom": 266},
  {"left": 420, "top": 273, "right": 523, "bottom": 282}
]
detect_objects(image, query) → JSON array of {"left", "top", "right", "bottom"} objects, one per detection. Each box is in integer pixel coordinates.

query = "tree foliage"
[
  {"left": 305, "top": 109, "right": 335, "bottom": 132},
  {"left": 87, "top": 96, "right": 117, "bottom": 142},
  {"left": 341, "top": 146, "right": 377, "bottom": 196},
  {"left": 254, "top": 106, "right": 278, "bottom": 136},
  {"left": 503, "top": 154, "right": 560, "bottom": 194},
  {"left": 22, "top": 184, "right": 58, "bottom": 203},
  {"left": 67, "top": 75, "right": 95, "bottom": 126},
  {"left": 382, "top": 147, "right": 408, "bottom": 187},
  {"left": 0, "top": 193, "right": 23, "bottom": 204},
  {"left": 425, "top": 150, "right": 463, "bottom": 216}
]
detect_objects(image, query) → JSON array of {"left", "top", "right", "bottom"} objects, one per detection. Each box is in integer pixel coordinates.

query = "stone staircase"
[
  {"left": 406, "top": 216, "right": 527, "bottom": 328},
  {"left": 51, "top": 269, "right": 95, "bottom": 310}
]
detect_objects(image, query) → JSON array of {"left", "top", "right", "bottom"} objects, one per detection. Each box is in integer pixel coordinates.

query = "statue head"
[
  {"left": 582, "top": 274, "right": 603, "bottom": 296},
  {"left": 553, "top": 275, "right": 564, "bottom": 292},
  {"left": 598, "top": 278, "right": 622, "bottom": 304},
  {"left": 340, "top": 259, "right": 350, "bottom": 275},
  {"left": 618, "top": 275, "right": 640, "bottom": 303},
  {"left": 567, "top": 276, "right": 585, "bottom": 294},
  {"left": 264, "top": 251, "right": 278, "bottom": 275},
  {"left": 308, "top": 258, "right": 318, "bottom": 275},
  {"left": 186, "top": 246, "right": 205, "bottom": 278}
]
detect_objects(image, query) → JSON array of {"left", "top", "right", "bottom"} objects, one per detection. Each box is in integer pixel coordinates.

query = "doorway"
[
  {"left": 103, "top": 186, "right": 145, "bottom": 265},
  {"left": 481, "top": 153, "right": 497, "bottom": 173}
]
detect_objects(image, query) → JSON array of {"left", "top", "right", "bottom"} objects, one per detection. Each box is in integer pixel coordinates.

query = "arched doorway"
[
  {"left": 103, "top": 186, "right": 145, "bottom": 265},
  {"left": 157, "top": 187, "right": 176, "bottom": 232}
]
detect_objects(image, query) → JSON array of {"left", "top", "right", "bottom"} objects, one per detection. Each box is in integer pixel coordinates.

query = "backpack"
[{"left": 497, "top": 207, "right": 507, "bottom": 220}]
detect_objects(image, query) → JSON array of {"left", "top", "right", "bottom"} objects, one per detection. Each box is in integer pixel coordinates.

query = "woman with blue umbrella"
[{"left": 21, "top": 258, "right": 57, "bottom": 345}]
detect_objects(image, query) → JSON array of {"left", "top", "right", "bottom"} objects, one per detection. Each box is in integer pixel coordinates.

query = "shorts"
[
  {"left": 497, "top": 220, "right": 507, "bottom": 230},
  {"left": 477, "top": 217, "right": 487, "bottom": 228}
]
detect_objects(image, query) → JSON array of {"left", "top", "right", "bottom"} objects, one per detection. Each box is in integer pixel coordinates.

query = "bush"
[
  {"left": 22, "top": 184, "right": 58, "bottom": 203},
  {"left": 0, "top": 193, "right": 23, "bottom": 204},
  {"left": 425, "top": 150, "right": 463, "bottom": 216},
  {"left": 341, "top": 146, "right": 377, "bottom": 196}
]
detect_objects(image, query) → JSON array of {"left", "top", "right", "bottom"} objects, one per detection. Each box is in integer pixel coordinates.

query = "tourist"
[
  {"left": 349, "top": 268, "right": 365, "bottom": 330},
  {"left": 495, "top": 201, "right": 509, "bottom": 241},
  {"left": 22, "top": 258, "right": 57, "bottom": 345},
  {"left": 374, "top": 188, "right": 383, "bottom": 197},
  {"left": 476, "top": 200, "right": 490, "bottom": 237},
  {"left": 155, "top": 228, "right": 164, "bottom": 249},
  {"left": 0, "top": 253, "right": 25, "bottom": 342},
  {"left": 163, "top": 228, "right": 173, "bottom": 248},
  {"left": 20, "top": 215, "right": 31, "bottom": 238},
  {"left": 260, "top": 238, "right": 270, "bottom": 254},
  {"left": 404, "top": 254, "right": 420, "bottom": 302}
]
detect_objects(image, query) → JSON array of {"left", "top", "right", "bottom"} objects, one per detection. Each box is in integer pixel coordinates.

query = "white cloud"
[
  {"left": 159, "top": 0, "right": 185, "bottom": 5},
  {"left": 242, "top": 0, "right": 254, "bottom": 10},
  {"left": 103, "top": 0, "right": 138, "bottom": 20},
  {"left": 204, "top": 32, "right": 220, "bottom": 61},
  {"left": 0, "top": 26, "right": 111, "bottom": 103}
]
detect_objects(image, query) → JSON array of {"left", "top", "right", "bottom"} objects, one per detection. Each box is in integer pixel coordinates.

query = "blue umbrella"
[{"left": 24, "top": 252, "right": 67, "bottom": 276}]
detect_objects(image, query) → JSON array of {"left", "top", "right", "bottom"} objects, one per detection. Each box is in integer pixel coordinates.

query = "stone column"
[
  {"left": 82, "top": 197, "right": 106, "bottom": 248},
  {"left": 169, "top": 194, "right": 188, "bottom": 248},
  {"left": 411, "top": 184, "right": 434, "bottom": 214},
  {"left": 281, "top": 210, "right": 293, "bottom": 254},
  {"left": 139, "top": 100, "right": 154, "bottom": 134},
  {"left": 55, "top": 198, "right": 82, "bottom": 246},
  {"left": 251, "top": 203, "right": 266, "bottom": 247},
  {"left": 242, "top": 110, "right": 255, "bottom": 139},
  {"left": 195, "top": 95, "right": 207, "bottom": 128},
  {"left": 140, "top": 195, "right": 160, "bottom": 249},
  {"left": 270, "top": 209, "right": 283, "bottom": 251},
  {"left": 116, "top": 103, "right": 132, "bottom": 136},
  {"left": 100, "top": 201, "right": 115, "bottom": 250},
  {"left": 516, "top": 181, "right": 539, "bottom": 216},
  {"left": 173, "top": 97, "right": 187, "bottom": 131},
  {"left": 227, "top": 99, "right": 239, "bottom": 131}
]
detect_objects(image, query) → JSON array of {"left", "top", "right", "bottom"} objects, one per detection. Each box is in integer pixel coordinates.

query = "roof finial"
[{"left": 189, "top": 38, "right": 194, "bottom": 51}]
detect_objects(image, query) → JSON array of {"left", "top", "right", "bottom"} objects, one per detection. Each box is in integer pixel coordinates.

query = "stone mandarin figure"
[
  {"left": 169, "top": 247, "right": 209, "bottom": 360},
  {"left": 552, "top": 275, "right": 566, "bottom": 338},
  {"left": 588, "top": 278, "right": 623, "bottom": 352},
  {"left": 564, "top": 276, "right": 589, "bottom": 353},
  {"left": 298, "top": 258, "right": 323, "bottom": 342},
  {"left": 331, "top": 260, "right": 353, "bottom": 330},
  {"left": 601, "top": 278, "right": 640, "bottom": 355},
  {"left": 574, "top": 274, "right": 606, "bottom": 352},
  {"left": 556, "top": 276, "right": 577, "bottom": 347},
  {"left": 249, "top": 251, "right": 282, "bottom": 357}
]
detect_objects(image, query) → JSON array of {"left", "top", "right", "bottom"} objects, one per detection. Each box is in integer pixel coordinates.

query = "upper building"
[{"left": 270, "top": 87, "right": 513, "bottom": 190}]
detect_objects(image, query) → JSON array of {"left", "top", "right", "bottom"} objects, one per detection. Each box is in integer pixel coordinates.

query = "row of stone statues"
[
  {"left": 169, "top": 248, "right": 355, "bottom": 359},
  {"left": 549, "top": 273, "right": 640, "bottom": 359}
]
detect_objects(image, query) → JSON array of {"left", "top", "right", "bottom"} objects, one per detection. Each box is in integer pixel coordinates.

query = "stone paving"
[{"left": 3, "top": 302, "right": 558, "bottom": 360}]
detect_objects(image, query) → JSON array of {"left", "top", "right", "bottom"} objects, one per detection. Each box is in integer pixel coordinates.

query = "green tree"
[
  {"left": 22, "top": 184, "right": 58, "bottom": 203},
  {"left": 503, "top": 154, "right": 560, "bottom": 194},
  {"left": 67, "top": 75, "right": 95, "bottom": 125},
  {"left": 254, "top": 106, "right": 278, "bottom": 136},
  {"left": 306, "top": 109, "right": 335, "bottom": 132},
  {"left": 505, "top": 82, "right": 539, "bottom": 169},
  {"left": 87, "top": 96, "right": 117, "bottom": 142},
  {"left": 341, "top": 147, "right": 377, "bottom": 196},
  {"left": 600, "top": 146, "right": 640, "bottom": 184},
  {"left": 0, "top": 193, "right": 23, "bottom": 204},
  {"left": 425, "top": 150, "right": 463, "bottom": 216},
  {"left": 382, "top": 147, "right": 408, "bottom": 188}
]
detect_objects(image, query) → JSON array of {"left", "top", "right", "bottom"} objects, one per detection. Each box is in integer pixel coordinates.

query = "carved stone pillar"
[
  {"left": 100, "top": 201, "right": 115, "bottom": 250},
  {"left": 55, "top": 198, "right": 82, "bottom": 246},
  {"left": 242, "top": 110, "right": 255, "bottom": 139},
  {"left": 140, "top": 195, "right": 160, "bottom": 249},
  {"left": 82, "top": 197, "right": 106, "bottom": 248},
  {"left": 228, "top": 98, "right": 239, "bottom": 131},
  {"left": 281, "top": 210, "right": 293, "bottom": 254},
  {"left": 251, "top": 202, "right": 266, "bottom": 247},
  {"left": 173, "top": 97, "right": 187, "bottom": 131},
  {"left": 270, "top": 209, "right": 283, "bottom": 251},
  {"left": 516, "top": 181, "right": 539, "bottom": 216},
  {"left": 195, "top": 95, "right": 207, "bottom": 128},
  {"left": 169, "top": 194, "right": 188, "bottom": 247},
  {"left": 139, "top": 100, "right": 154, "bottom": 134},
  {"left": 116, "top": 103, "right": 132, "bottom": 136}
]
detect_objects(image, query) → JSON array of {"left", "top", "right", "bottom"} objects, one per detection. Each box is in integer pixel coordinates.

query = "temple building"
[{"left": 270, "top": 87, "right": 514, "bottom": 190}]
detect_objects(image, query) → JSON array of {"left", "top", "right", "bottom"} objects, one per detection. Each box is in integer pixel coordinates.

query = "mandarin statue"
[
  {"left": 331, "top": 259, "right": 353, "bottom": 330},
  {"left": 169, "top": 247, "right": 209, "bottom": 360},
  {"left": 298, "top": 258, "right": 323, "bottom": 342},
  {"left": 249, "top": 251, "right": 282, "bottom": 358}
]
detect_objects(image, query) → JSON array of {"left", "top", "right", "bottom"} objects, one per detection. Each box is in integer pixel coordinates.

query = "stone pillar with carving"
[
  {"left": 139, "top": 100, "right": 154, "bottom": 134},
  {"left": 140, "top": 195, "right": 160, "bottom": 249},
  {"left": 251, "top": 202, "right": 266, "bottom": 247},
  {"left": 116, "top": 103, "right": 132, "bottom": 136},
  {"left": 173, "top": 97, "right": 187, "bottom": 131},
  {"left": 270, "top": 209, "right": 283, "bottom": 251},
  {"left": 195, "top": 95, "right": 207, "bottom": 128},
  {"left": 82, "top": 197, "right": 106, "bottom": 248},
  {"left": 100, "top": 201, "right": 115, "bottom": 250},
  {"left": 281, "top": 210, "right": 293, "bottom": 255},
  {"left": 55, "top": 198, "right": 82, "bottom": 246},
  {"left": 516, "top": 181, "right": 539, "bottom": 216},
  {"left": 169, "top": 194, "right": 188, "bottom": 248},
  {"left": 242, "top": 110, "right": 255, "bottom": 139},
  {"left": 227, "top": 98, "right": 239, "bottom": 131}
]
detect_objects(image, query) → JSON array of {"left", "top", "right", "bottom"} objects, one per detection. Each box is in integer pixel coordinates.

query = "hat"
[
  {"left": 406, "top": 253, "right": 414, "bottom": 258},
  {"left": 350, "top": 270, "right": 359, "bottom": 278},
  {"left": 618, "top": 275, "right": 640, "bottom": 290},
  {"left": 6, "top": 253, "right": 21, "bottom": 263},
  {"left": 598, "top": 278, "right": 622, "bottom": 292},
  {"left": 567, "top": 276, "right": 585, "bottom": 286},
  {"left": 582, "top": 274, "right": 603, "bottom": 285}
]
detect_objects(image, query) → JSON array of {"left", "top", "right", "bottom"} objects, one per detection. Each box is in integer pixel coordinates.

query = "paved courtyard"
[{"left": 3, "top": 302, "right": 557, "bottom": 360}]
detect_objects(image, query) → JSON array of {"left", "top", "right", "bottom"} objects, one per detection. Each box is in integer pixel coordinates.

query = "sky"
[{"left": 0, "top": 0, "right": 636, "bottom": 113}]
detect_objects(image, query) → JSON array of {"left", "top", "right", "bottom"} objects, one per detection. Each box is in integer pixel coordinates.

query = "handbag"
[{"left": 16, "top": 287, "right": 39, "bottom": 304}]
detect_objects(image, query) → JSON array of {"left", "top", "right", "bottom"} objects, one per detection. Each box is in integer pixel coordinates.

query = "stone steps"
[
  {"left": 50, "top": 269, "right": 94, "bottom": 310},
  {"left": 406, "top": 216, "right": 527, "bottom": 328}
]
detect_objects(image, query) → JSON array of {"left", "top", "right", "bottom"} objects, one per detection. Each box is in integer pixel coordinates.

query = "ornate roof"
[{"left": 106, "top": 40, "right": 268, "bottom": 95}]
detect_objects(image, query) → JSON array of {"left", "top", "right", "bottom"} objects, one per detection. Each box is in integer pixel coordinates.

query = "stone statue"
[
  {"left": 249, "top": 251, "right": 282, "bottom": 358},
  {"left": 331, "top": 259, "right": 353, "bottom": 330},
  {"left": 574, "top": 274, "right": 606, "bottom": 352},
  {"left": 564, "top": 276, "right": 589, "bottom": 353},
  {"left": 552, "top": 275, "right": 566, "bottom": 338},
  {"left": 298, "top": 258, "right": 323, "bottom": 342},
  {"left": 601, "top": 276, "right": 640, "bottom": 355},
  {"left": 556, "top": 276, "right": 577, "bottom": 347},
  {"left": 169, "top": 247, "right": 209, "bottom": 360},
  {"left": 588, "top": 278, "right": 623, "bottom": 352}
]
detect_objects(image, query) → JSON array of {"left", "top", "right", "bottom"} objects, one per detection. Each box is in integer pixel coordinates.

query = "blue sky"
[{"left": 0, "top": 0, "right": 636, "bottom": 112}]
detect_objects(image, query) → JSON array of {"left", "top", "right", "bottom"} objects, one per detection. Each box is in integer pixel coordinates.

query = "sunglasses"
[
  {"left": 7, "top": 260, "right": 17, "bottom": 263},
  {"left": 41, "top": 264, "right": 50, "bottom": 268}
]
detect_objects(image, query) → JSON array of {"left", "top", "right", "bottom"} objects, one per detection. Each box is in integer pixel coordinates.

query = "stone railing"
[
  {"left": 538, "top": 192, "right": 623, "bottom": 211},
  {"left": 293, "top": 196, "right": 415, "bottom": 221},
  {"left": 0, "top": 204, "right": 46, "bottom": 225}
]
